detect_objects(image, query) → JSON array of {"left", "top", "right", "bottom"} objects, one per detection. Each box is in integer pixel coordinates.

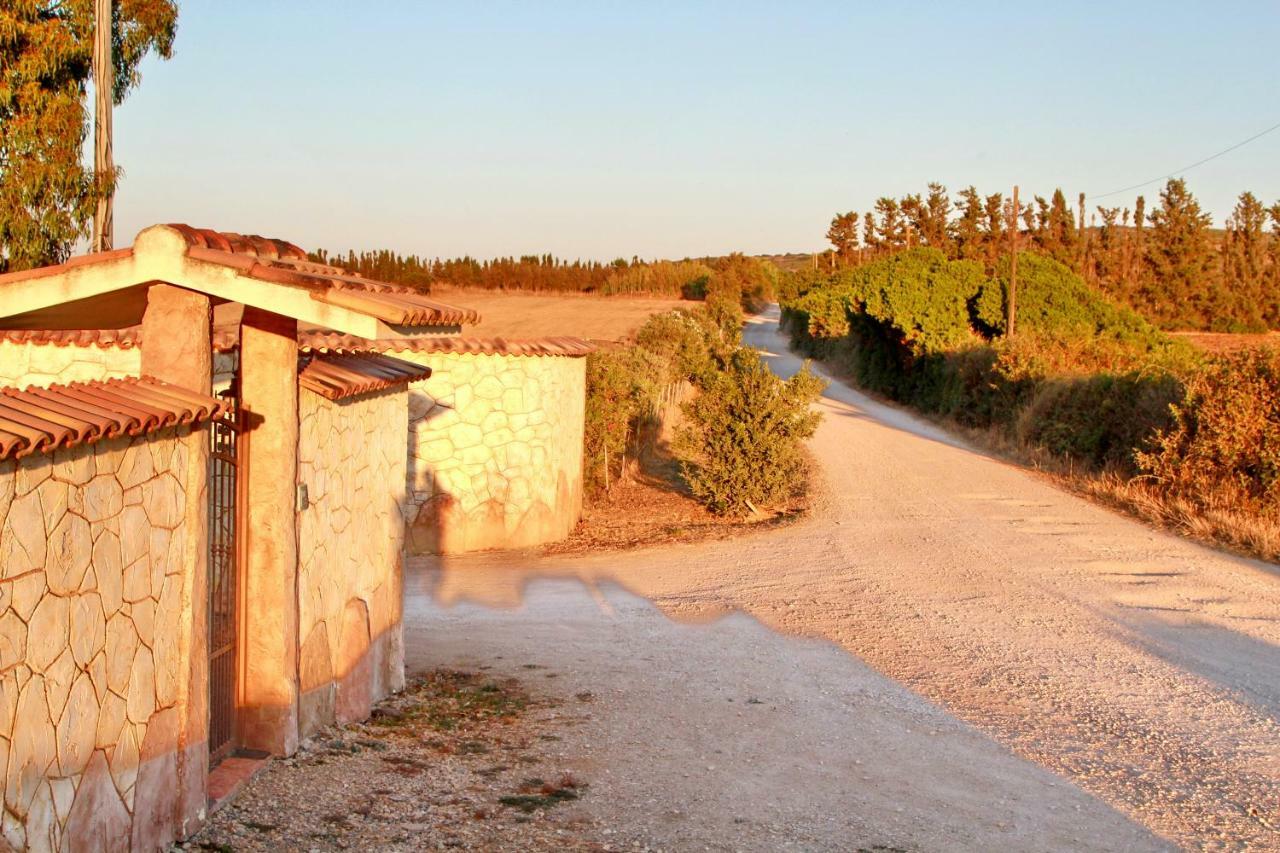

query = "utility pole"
[
  {"left": 92, "top": 0, "right": 113, "bottom": 252},
  {"left": 1007, "top": 185, "right": 1019, "bottom": 338}
]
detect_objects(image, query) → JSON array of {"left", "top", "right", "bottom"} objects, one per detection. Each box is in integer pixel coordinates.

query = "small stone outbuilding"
[{"left": 0, "top": 225, "right": 591, "bottom": 850}]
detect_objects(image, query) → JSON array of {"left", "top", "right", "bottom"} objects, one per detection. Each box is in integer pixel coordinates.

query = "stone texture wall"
[
  {"left": 398, "top": 352, "right": 586, "bottom": 554},
  {"left": 0, "top": 428, "right": 207, "bottom": 852},
  {"left": 296, "top": 387, "right": 407, "bottom": 739},
  {"left": 0, "top": 342, "right": 140, "bottom": 389}
]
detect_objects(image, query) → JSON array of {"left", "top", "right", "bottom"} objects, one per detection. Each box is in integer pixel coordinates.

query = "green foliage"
[
  {"left": 1138, "top": 348, "right": 1280, "bottom": 511},
  {"left": 1016, "top": 372, "right": 1182, "bottom": 469},
  {"left": 632, "top": 309, "right": 718, "bottom": 386},
  {"left": 583, "top": 346, "right": 665, "bottom": 491},
  {"left": 1137, "top": 178, "right": 1216, "bottom": 328},
  {"left": 0, "top": 0, "right": 177, "bottom": 271},
  {"left": 824, "top": 178, "right": 1280, "bottom": 332},
  {"left": 306, "top": 248, "right": 783, "bottom": 305},
  {"left": 599, "top": 259, "right": 714, "bottom": 297},
  {"left": 674, "top": 349, "right": 824, "bottom": 516},
  {"left": 585, "top": 298, "right": 823, "bottom": 514},
  {"left": 782, "top": 242, "right": 1201, "bottom": 472}
]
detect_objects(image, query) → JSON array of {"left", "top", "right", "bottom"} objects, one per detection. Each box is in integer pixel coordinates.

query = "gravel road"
[{"left": 405, "top": 307, "right": 1280, "bottom": 851}]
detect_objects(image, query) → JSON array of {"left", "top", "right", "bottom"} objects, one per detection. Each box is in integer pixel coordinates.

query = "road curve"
[{"left": 407, "top": 307, "right": 1280, "bottom": 851}]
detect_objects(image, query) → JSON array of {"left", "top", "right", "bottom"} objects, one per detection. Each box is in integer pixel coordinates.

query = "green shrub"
[
  {"left": 583, "top": 346, "right": 665, "bottom": 491},
  {"left": 977, "top": 252, "right": 1183, "bottom": 366},
  {"left": 1017, "top": 372, "right": 1182, "bottom": 470},
  {"left": 674, "top": 349, "right": 824, "bottom": 515},
  {"left": 1138, "top": 348, "right": 1280, "bottom": 510},
  {"left": 633, "top": 310, "right": 718, "bottom": 386}
]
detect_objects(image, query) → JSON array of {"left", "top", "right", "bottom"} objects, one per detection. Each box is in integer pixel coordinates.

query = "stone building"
[{"left": 0, "top": 225, "right": 590, "bottom": 850}]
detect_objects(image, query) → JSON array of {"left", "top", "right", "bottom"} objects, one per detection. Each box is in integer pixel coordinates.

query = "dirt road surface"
[{"left": 405, "top": 307, "right": 1280, "bottom": 851}]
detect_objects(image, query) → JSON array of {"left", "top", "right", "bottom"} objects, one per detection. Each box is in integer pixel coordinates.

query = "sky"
[{"left": 109, "top": 1, "right": 1280, "bottom": 261}]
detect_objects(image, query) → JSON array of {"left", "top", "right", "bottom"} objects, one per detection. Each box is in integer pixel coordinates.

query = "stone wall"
[
  {"left": 0, "top": 341, "right": 140, "bottom": 389},
  {"left": 398, "top": 351, "right": 586, "bottom": 554},
  {"left": 0, "top": 428, "right": 207, "bottom": 851},
  {"left": 296, "top": 387, "right": 407, "bottom": 739}
]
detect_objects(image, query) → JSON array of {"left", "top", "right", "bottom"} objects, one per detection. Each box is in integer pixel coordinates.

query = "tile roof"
[
  {"left": 298, "top": 353, "right": 433, "bottom": 401},
  {"left": 0, "top": 328, "right": 142, "bottom": 349},
  {"left": 168, "top": 225, "right": 481, "bottom": 327},
  {"left": 164, "top": 224, "right": 309, "bottom": 260},
  {"left": 299, "top": 332, "right": 595, "bottom": 358},
  {"left": 0, "top": 225, "right": 481, "bottom": 335},
  {"left": 0, "top": 377, "right": 227, "bottom": 461}
]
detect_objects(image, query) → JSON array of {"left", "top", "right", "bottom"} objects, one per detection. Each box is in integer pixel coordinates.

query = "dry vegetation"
[
  {"left": 1169, "top": 330, "right": 1280, "bottom": 354},
  {"left": 548, "top": 428, "right": 813, "bottom": 554},
  {"left": 430, "top": 286, "right": 689, "bottom": 342},
  {"left": 182, "top": 671, "right": 605, "bottom": 852},
  {"left": 938, "top": 417, "right": 1280, "bottom": 565}
]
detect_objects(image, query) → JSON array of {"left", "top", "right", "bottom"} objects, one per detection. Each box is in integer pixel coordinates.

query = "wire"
[{"left": 1087, "top": 119, "right": 1280, "bottom": 201}]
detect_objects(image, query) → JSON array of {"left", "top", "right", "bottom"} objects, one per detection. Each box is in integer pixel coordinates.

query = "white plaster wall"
[
  {"left": 0, "top": 429, "right": 200, "bottom": 851},
  {"left": 0, "top": 343, "right": 140, "bottom": 389},
  {"left": 295, "top": 388, "right": 407, "bottom": 738},
  {"left": 398, "top": 352, "right": 586, "bottom": 554}
]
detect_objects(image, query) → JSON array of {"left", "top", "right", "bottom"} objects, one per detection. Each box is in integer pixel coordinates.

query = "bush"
[
  {"left": 583, "top": 346, "right": 665, "bottom": 491},
  {"left": 674, "top": 349, "right": 824, "bottom": 515},
  {"left": 1137, "top": 348, "right": 1280, "bottom": 511},
  {"left": 1017, "top": 372, "right": 1182, "bottom": 470}
]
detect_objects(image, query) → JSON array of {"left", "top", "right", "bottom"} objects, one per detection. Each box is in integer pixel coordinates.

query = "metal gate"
[{"left": 207, "top": 392, "right": 240, "bottom": 760}]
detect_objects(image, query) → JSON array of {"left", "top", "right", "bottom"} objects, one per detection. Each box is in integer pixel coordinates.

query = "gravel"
[{"left": 179, "top": 671, "right": 612, "bottom": 852}]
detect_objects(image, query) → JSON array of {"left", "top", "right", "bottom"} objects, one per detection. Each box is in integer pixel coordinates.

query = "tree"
[
  {"left": 674, "top": 348, "right": 823, "bottom": 515},
  {"left": 1220, "top": 191, "right": 1269, "bottom": 330},
  {"left": 826, "top": 211, "right": 860, "bottom": 263},
  {"left": 873, "top": 197, "right": 907, "bottom": 251},
  {"left": 0, "top": 0, "right": 177, "bottom": 272},
  {"left": 902, "top": 182, "right": 952, "bottom": 254},
  {"left": 1141, "top": 179, "right": 1215, "bottom": 328},
  {"left": 982, "top": 192, "right": 1005, "bottom": 269},
  {"left": 1267, "top": 201, "right": 1280, "bottom": 327},
  {"left": 953, "top": 186, "right": 985, "bottom": 262},
  {"left": 1040, "top": 188, "right": 1078, "bottom": 267},
  {"left": 861, "top": 211, "right": 878, "bottom": 254},
  {"left": 1092, "top": 206, "right": 1123, "bottom": 298}
]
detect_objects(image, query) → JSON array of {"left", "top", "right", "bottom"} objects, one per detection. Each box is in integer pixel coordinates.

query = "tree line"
[
  {"left": 309, "top": 249, "right": 621, "bottom": 292},
  {"left": 825, "top": 179, "right": 1280, "bottom": 331},
  {"left": 309, "top": 248, "right": 780, "bottom": 300}
]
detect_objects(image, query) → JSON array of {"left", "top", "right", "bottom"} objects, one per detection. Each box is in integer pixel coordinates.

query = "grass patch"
[{"left": 498, "top": 774, "right": 586, "bottom": 813}]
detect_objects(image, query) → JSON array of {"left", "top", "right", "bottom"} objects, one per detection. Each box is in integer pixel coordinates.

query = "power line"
[{"left": 1087, "top": 119, "right": 1280, "bottom": 201}]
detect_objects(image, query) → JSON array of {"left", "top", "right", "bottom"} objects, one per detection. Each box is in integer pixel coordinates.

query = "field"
[
  {"left": 1168, "top": 330, "right": 1280, "bottom": 354},
  {"left": 430, "top": 287, "right": 690, "bottom": 342}
]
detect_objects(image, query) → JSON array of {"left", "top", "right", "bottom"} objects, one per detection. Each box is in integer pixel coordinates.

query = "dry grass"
[
  {"left": 1168, "top": 331, "right": 1280, "bottom": 354},
  {"left": 944, "top": 420, "right": 1280, "bottom": 565},
  {"left": 1071, "top": 472, "right": 1280, "bottom": 564},
  {"left": 429, "top": 286, "right": 690, "bottom": 342}
]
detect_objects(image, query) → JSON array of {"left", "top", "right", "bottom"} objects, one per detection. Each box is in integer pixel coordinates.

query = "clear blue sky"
[{"left": 111, "top": 1, "right": 1280, "bottom": 260}]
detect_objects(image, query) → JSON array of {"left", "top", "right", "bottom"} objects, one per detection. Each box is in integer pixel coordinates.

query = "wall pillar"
[
  {"left": 237, "top": 307, "right": 300, "bottom": 756},
  {"left": 140, "top": 284, "right": 213, "bottom": 835}
]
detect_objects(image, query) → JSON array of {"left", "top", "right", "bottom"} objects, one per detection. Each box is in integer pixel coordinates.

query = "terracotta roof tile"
[
  {"left": 0, "top": 377, "right": 227, "bottom": 461},
  {"left": 298, "top": 332, "right": 594, "bottom": 358},
  {"left": 298, "top": 353, "right": 432, "bottom": 401},
  {"left": 165, "top": 224, "right": 309, "bottom": 261},
  {"left": 0, "top": 328, "right": 143, "bottom": 349},
  {"left": 0, "top": 225, "right": 481, "bottom": 332},
  {"left": 169, "top": 225, "right": 480, "bottom": 327}
]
